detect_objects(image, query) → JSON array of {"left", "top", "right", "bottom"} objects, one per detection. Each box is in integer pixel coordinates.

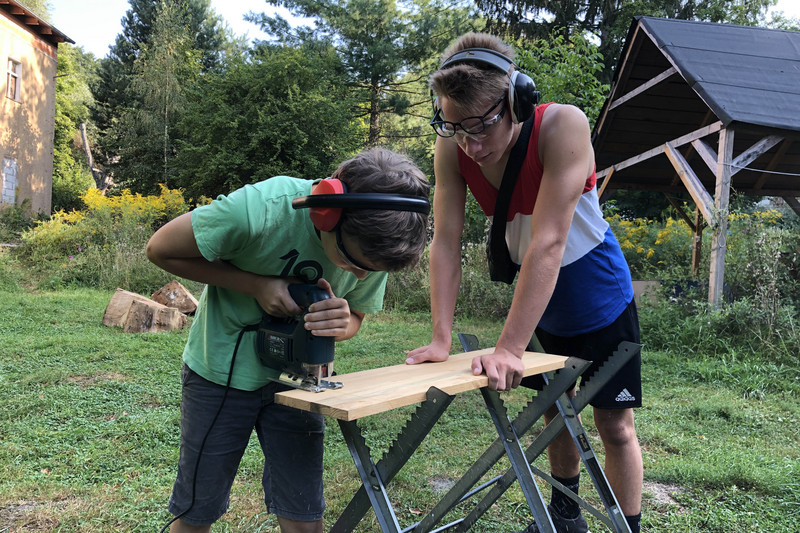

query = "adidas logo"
[{"left": 615, "top": 388, "right": 636, "bottom": 402}]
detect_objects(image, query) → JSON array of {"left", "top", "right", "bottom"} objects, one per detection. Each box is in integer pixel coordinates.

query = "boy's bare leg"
[
  {"left": 169, "top": 517, "right": 321, "bottom": 533},
  {"left": 544, "top": 404, "right": 643, "bottom": 517},
  {"left": 594, "top": 407, "right": 643, "bottom": 516},
  {"left": 170, "top": 519, "right": 210, "bottom": 533},
  {"left": 277, "top": 517, "right": 323, "bottom": 533}
]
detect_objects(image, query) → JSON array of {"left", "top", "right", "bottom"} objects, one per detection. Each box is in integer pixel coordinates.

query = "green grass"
[{"left": 1, "top": 248, "right": 799, "bottom": 531}]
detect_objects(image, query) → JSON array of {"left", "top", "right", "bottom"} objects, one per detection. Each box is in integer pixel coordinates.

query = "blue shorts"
[
  {"left": 521, "top": 299, "right": 642, "bottom": 409},
  {"left": 168, "top": 365, "right": 326, "bottom": 525}
]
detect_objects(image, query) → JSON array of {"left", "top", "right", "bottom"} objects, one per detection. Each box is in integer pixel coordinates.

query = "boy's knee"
[{"left": 594, "top": 408, "right": 637, "bottom": 447}]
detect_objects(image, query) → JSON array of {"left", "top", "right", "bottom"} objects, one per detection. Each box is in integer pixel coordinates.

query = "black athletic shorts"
[{"left": 520, "top": 299, "right": 642, "bottom": 410}]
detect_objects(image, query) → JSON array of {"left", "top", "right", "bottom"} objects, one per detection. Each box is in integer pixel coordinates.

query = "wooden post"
[
  {"left": 708, "top": 127, "right": 734, "bottom": 308},
  {"left": 691, "top": 207, "right": 703, "bottom": 277}
]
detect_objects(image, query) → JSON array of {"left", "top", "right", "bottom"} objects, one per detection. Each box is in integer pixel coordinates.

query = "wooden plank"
[
  {"left": 754, "top": 138, "right": 792, "bottom": 190},
  {"left": 709, "top": 127, "right": 735, "bottom": 309},
  {"left": 608, "top": 66, "right": 678, "bottom": 111},
  {"left": 275, "top": 350, "right": 568, "bottom": 421},
  {"left": 596, "top": 121, "right": 723, "bottom": 179},
  {"left": 731, "top": 135, "right": 784, "bottom": 176},
  {"left": 691, "top": 138, "right": 718, "bottom": 174},
  {"left": 663, "top": 142, "right": 716, "bottom": 225},
  {"left": 782, "top": 196, "right": 800, "bottom": 218},
  {"left": 597, "top": 166, "right": 614, "bottom": 200}
]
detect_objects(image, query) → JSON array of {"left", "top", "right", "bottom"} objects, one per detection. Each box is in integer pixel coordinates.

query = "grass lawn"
[{"left": 1, "top": 250, "right": 798, "bottom": 531}]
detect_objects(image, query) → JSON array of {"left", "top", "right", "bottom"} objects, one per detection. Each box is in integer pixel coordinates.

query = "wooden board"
[{"left": 275, "top": 349, "right": 567, "bottom": 421}]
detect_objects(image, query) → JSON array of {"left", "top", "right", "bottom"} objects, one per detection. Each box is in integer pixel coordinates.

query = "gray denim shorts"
[{"left": 168, "top": 364, "right": 326, "bottom": 525}]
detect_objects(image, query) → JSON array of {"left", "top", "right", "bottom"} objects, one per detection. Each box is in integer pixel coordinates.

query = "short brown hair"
[
  {"left": 332, "top": 148, "right": 430, "bottom": 271},
  {"left": 430, "top": 32, "right": 514, "bottom": 116}
]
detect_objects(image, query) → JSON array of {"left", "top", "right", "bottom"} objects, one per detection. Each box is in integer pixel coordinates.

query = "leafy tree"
[
  {"left": 53, "top": 45, "right": 98, "bottom": 211},
  {"left": 110, "top": 0, "right": 202, "bottom": 193},
  {"left": 250, "top": 0, "right": 481, "bottom": 146},
  {"left": 91, "top": 0, "right": 229, "bottom": 181},
  {"left": 171, "top": 43, "right": 363, "bottom": 199},
  {"left": 516, "top": 33, "right": 609, "bottom": 126},
  {"left": 476, "top": 0, "right": 778, "bottom": 82},
  {"left": 20, "top": 0, "right": 51, "bottom": 20}
]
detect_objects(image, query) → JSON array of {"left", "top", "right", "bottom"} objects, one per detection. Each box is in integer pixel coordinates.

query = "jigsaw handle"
[{"left": 289, "top": 283, "right": 330, "bottom": 313}]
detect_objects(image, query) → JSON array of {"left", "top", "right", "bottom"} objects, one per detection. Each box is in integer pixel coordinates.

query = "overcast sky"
[{"left": 49, "top": 0, "right": 800, "bottom": 59}]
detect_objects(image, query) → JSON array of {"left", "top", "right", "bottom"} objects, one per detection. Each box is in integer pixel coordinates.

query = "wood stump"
[
  {"left": 102, "top": 288, "right": 187, "bottom": 333},
  {"left": 151, "top": 280, "right": 198, "bottom": 315}
]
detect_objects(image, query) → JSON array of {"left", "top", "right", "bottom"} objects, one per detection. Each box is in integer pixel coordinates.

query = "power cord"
[{"left": 158, "top": 324, "right": 257, "bottom": 532}]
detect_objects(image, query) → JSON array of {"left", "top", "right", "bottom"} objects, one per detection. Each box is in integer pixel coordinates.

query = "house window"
[
  {"left": 2, "top": 158, "right": 17, "bottom": 206},
  {"left": 7, "top": 59, "right": 21, "bottom": 101}
]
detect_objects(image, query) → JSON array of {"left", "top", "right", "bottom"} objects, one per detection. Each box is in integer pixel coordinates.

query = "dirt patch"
[
  {"left": 66, "top": 371, "right": 127, "bottom": 388},
  {"left": 643, "top": 481, "right": 686, "bottom": 510},
  {"left": 428, "top": 476, "right": 456, "bottom": 494},
  {"left": 0, "top": 501, "right": 59, "bottom": 532}
]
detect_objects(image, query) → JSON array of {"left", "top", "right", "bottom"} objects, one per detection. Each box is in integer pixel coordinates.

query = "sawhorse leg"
[
  {"left": 411, "top": 353, "right": 592, "bottom": 532},
  {"left": 480, "top": 387, "right": 557, "bottom": 533},
  {"left": 331, "top": 387, "right": 455, "bottom": 533},
  {"left": 458, "top": 341, "right": 640, "bottom": 532}
]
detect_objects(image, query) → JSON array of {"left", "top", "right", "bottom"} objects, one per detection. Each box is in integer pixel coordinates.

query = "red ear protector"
[
  {"left": 437, "top": 47, "right": 540, "bottom": 124},
  {"left": 292, "top": 179, "right": 431, "bottom": 232}
]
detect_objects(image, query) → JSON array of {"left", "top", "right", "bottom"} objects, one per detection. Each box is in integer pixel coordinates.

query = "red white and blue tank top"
[{"left": 457, "top": 103, "right": 633, "bottom": 336}]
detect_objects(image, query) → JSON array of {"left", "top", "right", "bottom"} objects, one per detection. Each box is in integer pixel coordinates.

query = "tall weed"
[
  {"left": 385, "top": 243, "right": 514, "bottom": 320},
  {"left": 17, "top": 185, "right": 190, "bottom": 293}
]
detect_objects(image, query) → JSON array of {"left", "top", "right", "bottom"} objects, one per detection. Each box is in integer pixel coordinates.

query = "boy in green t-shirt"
[{"left": 146, "top": 147, "right": 430, "bottom": 533}]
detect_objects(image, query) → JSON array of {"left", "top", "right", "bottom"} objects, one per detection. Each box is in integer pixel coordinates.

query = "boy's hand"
[
  {"left": 303, "top": 279, "right": 352, "bottom": 338},
  {"left": 405, "top": 341, "right": 451, "bottom": 364},
  {"left": 253, "top": 276, "right": 303, "bottom": 317},
  {"left": 471, "top": 348, "right": 524, "bottom": 391}
]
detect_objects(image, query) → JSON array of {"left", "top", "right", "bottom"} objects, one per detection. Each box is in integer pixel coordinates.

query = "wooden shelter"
[{"left": 592, "top": 17, "right": 800, "bottom": 306}]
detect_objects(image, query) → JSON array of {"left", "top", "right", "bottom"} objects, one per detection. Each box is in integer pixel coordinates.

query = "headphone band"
[
  {"left": 441, "top": 47, "right": 516, "bottom": 73},
  {"left": 435, "top": 46, "right": 539, "bottom": 124},
  {"left": 292, "top": 194, "right": 431, "bottom": 214}
]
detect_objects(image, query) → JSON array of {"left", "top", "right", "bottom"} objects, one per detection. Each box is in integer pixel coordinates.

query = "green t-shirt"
[{"left": 184, "top": 176, "right": 388, "bottom": 390}]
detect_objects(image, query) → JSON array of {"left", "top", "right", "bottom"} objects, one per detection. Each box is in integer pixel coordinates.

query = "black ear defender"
[
  {"left": 439, "top": 47, "right": 540, "bottom": 124},
  {"left": 292, "top": 179, "right": 431, "bottom": 232}
]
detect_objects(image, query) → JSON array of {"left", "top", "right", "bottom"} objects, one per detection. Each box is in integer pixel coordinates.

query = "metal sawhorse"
[{"left": 277, "top": 338, "right": 641, "bottom": 533}]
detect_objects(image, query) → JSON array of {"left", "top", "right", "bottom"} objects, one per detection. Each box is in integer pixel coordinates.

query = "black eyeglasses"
[
  {"left": 336, "top": 227, "right": 376, "bottom": 272},
  {"left": 430, "top": 97, "right": 506, "bottom": 139}
]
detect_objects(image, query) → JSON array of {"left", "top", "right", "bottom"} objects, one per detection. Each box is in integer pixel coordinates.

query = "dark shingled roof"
[
  {"left": 593, "top": 16, "right": 800, "bottom": 197},
  {"left": 644, "top": 17, "right": 800, "bottom": 131}
]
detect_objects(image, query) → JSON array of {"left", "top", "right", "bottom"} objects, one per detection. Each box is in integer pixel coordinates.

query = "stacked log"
[{"left": 102, "top": 281, "right": 197, "bottom": 333}]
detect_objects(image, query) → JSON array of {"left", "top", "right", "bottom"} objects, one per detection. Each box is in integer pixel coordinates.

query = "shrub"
[
  {"left": 385, "top": 243, "right": 514, "bottom": 320},
  {"left": 17, "top": 185, "right": 191, "bottom": 293},
  {"left": 0, "top": 199, "right": 35, "bottom": 243}
]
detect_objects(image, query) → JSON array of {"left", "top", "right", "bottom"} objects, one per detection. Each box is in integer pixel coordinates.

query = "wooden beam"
[
  {"left": 731, "top": 135, "right": 784, "bottom": 176},
  {"left": 597, "top": 121, "right": 724, "bottom": 179},
  {"left": 782, "top": 196, "right": 800, "bottom": 218},
  {"left": 608, "top": 67, "right": 678, "bottom": 111},
  {"left": 754, "top": 138, "right": 793, "bottom": 190},
  {"left": 691, "top": 138, "right": 718, "bottom": 174},
  {"left": 708, "top": 127, "right": 735, "bottom": 309},
  {"left": 663, "top": 142, "right": 716, "bottom": 225},
  {"left": 664, "top": 194, "right": 697, "bottom": 231},
  {"left": 669, "top": 110, "right": 716, "bottom": 188},
  {"left": 598, "top": 166, "right": 615, "bottom": 200}
]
